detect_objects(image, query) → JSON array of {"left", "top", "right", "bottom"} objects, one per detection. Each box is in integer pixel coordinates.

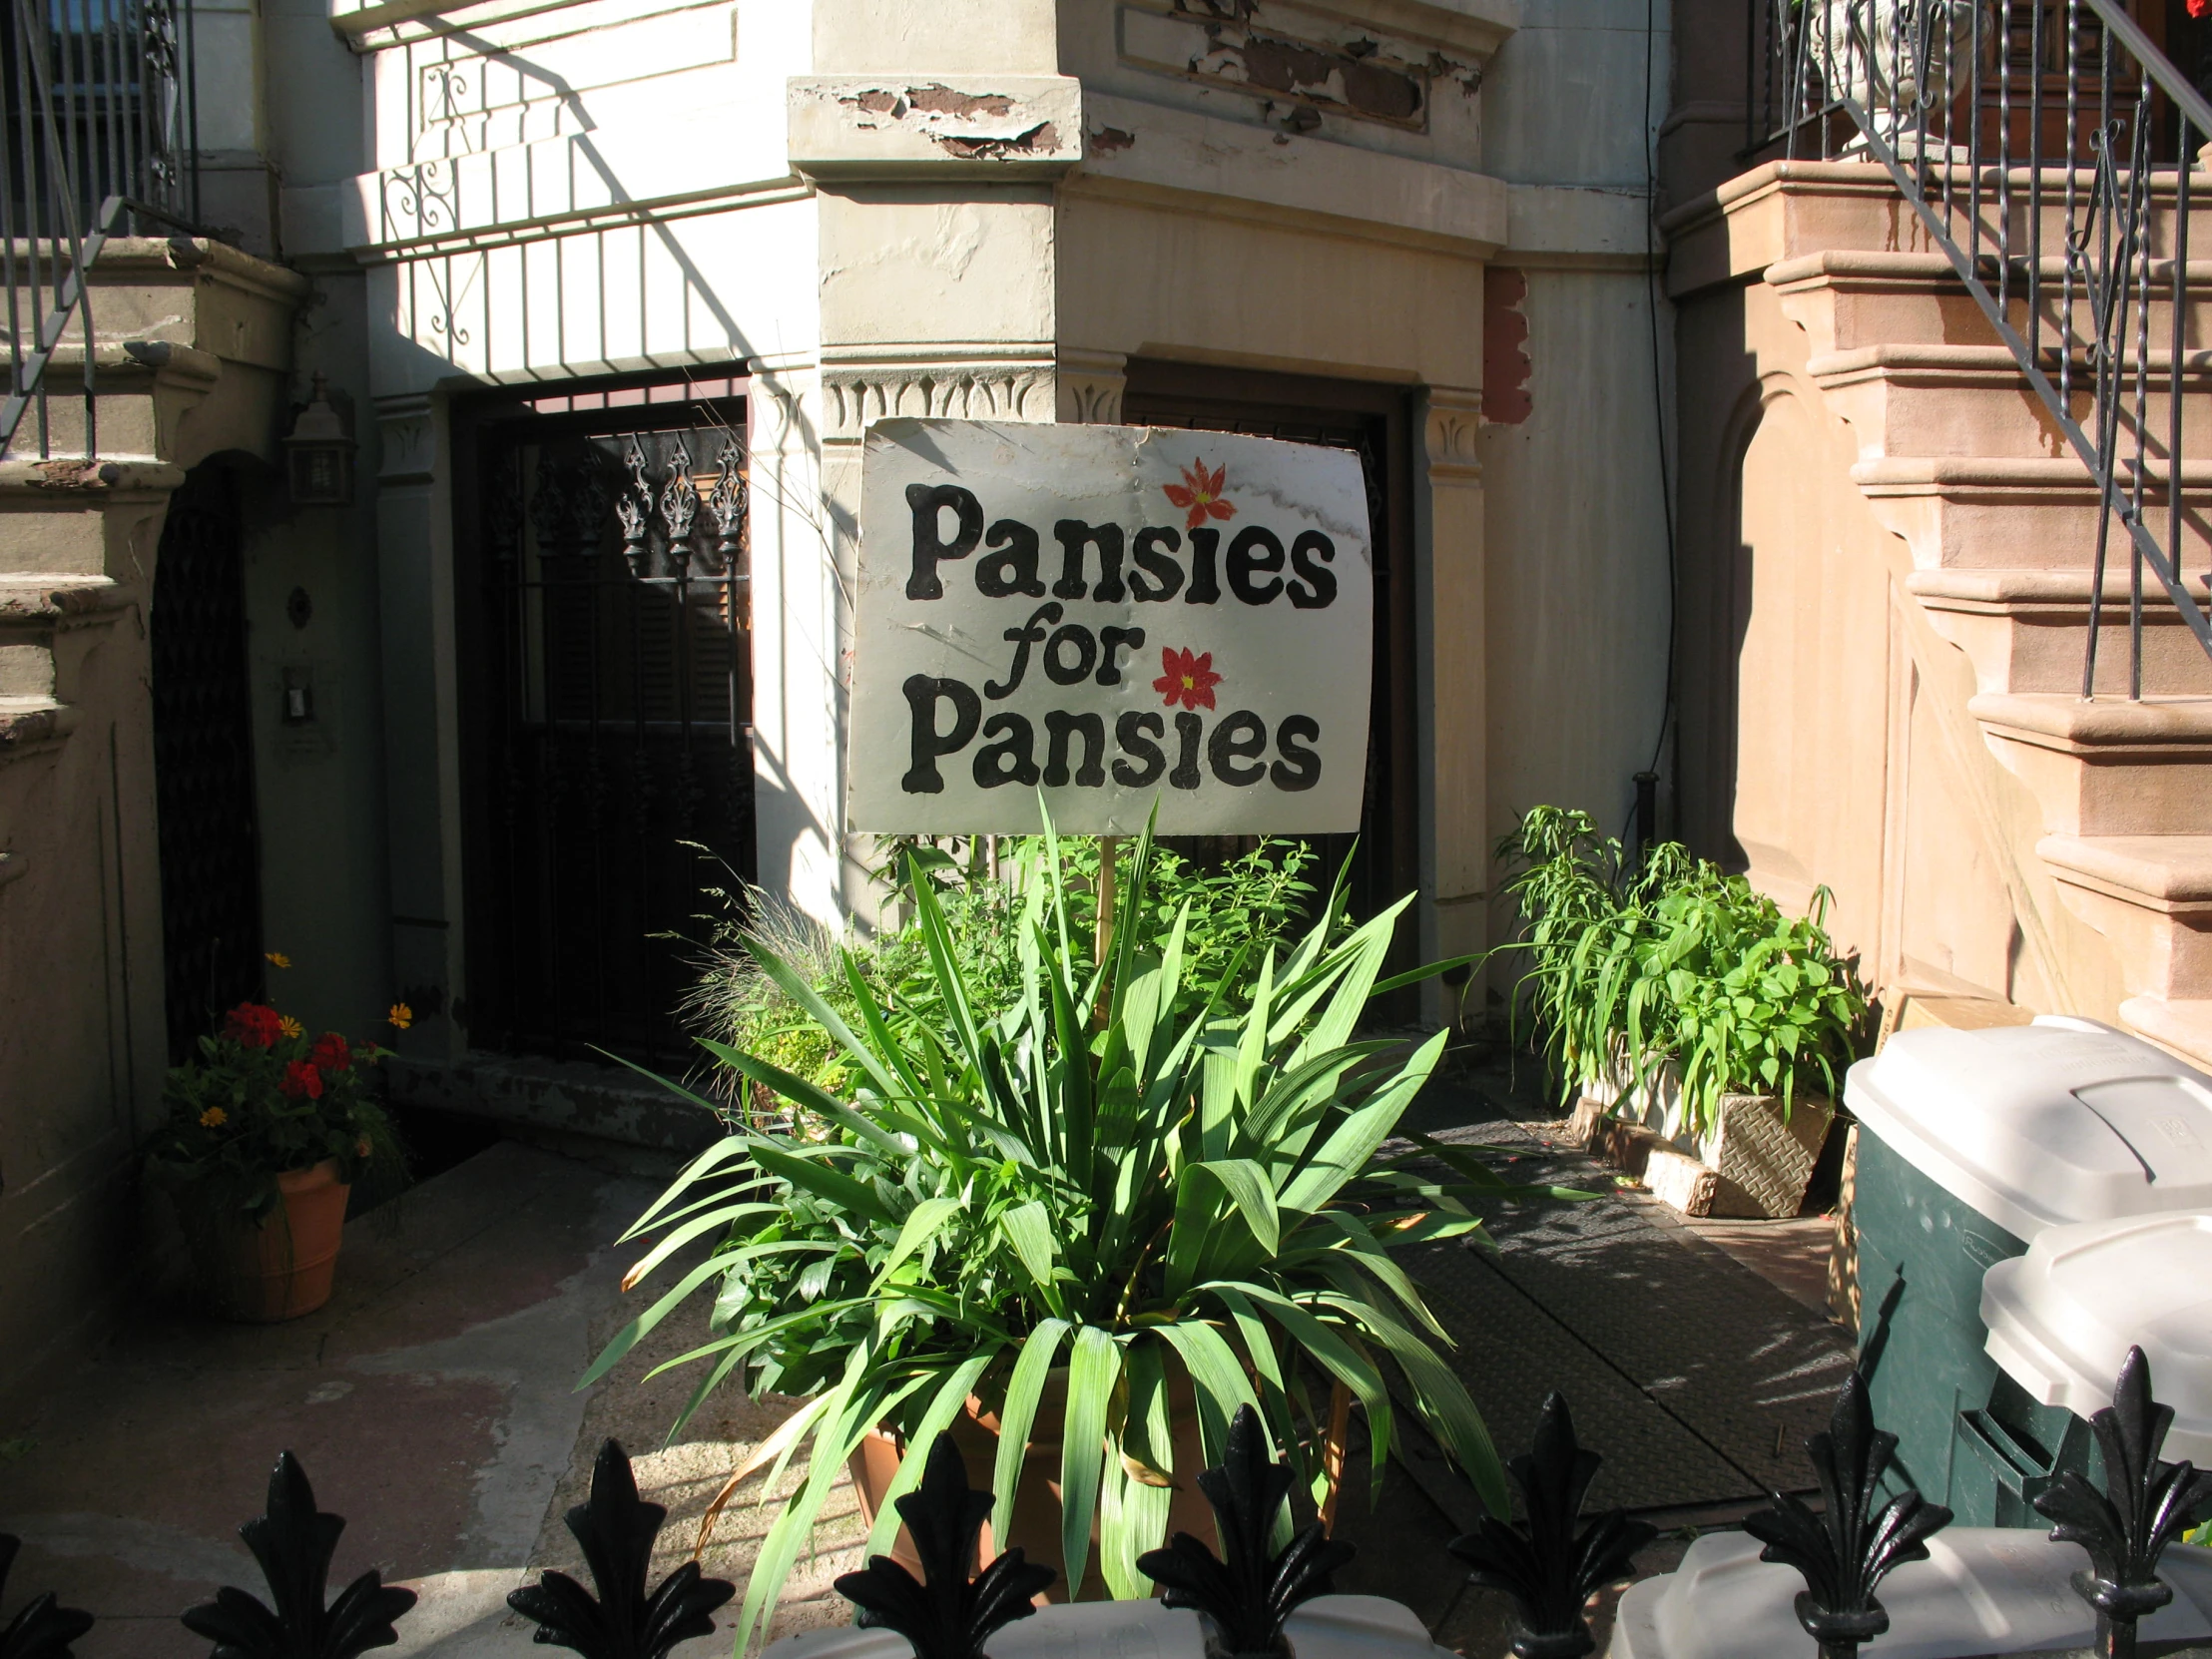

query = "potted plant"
[
  {"left": 146, "top": 971, "right": 401, "bottom": 1322},
  {"left": 590, "top": 824, "right": 1562, "bottom": 1649},
  {"left": 1495, "top": 808, "right": 1870, "bottom": 1218}
]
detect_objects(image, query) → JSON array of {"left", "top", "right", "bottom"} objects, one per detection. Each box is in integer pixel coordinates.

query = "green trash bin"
[{"left": 1844, "top": 1015, "right": 2212, "bottom": 1525}]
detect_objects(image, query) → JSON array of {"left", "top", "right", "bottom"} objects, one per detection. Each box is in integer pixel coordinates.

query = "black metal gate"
[
  {"left": 151, "top": 461, "right": 264, "bottom": 1060},
  {"left": 458, "top": 379, "right": 755, "bottom": 1060}
]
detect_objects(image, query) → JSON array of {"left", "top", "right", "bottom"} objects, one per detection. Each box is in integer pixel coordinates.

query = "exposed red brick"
[{"left": 1483, "top": 266, "right": 1532, "bottom": 425}]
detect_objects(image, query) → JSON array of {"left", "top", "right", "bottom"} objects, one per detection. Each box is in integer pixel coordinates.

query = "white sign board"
[{"left": 848, "top": 419, "right": 1373, "bottom": 835}]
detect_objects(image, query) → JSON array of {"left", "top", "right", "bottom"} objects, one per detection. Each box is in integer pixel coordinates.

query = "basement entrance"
[{"left": 456, "top": 375, "right": 756, "bottom": 1062}]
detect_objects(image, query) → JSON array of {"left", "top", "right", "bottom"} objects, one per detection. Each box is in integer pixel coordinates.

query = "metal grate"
[
  {"left": 150, "top": 461, "right": 263, "bottom": 1060},
  {"left": 462, "top": 384, "right": 755, "bottom": 1061}
]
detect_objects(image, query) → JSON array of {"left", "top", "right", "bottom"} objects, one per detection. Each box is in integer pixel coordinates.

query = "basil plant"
[{"left": 590, "top": 825, "right": 1541, "bottom": 1649}]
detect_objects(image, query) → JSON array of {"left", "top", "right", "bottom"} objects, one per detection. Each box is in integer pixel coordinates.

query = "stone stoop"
[{"left": 1692, "top": 160, "right": 2212, "bottom": 1068}]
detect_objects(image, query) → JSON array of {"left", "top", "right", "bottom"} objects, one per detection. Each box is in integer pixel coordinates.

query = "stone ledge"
[{"left": 386, "top": 1050, "right": 728, "bottom": 1153}]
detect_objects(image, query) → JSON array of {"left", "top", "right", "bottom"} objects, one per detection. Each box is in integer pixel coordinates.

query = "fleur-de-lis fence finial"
[
  {"left": 831, "top": 1431, "right": 1054, "bottom": 1659},
  {"left": 2033, "top": 1347, "right": 2212, "bottom": 1659},
  {"left": 1741, "top": 1371, "right": 1952, "bottom": 1659},
  {"left": 0, "top": 1534, "right": 95, "bottom": 1659},
  {"left": 1134, "top": 1402, "right": 1355, "bottom": 1659},
  {"left": 1447, "top": 1392, "right": 1655, "bottom": 1659},
  {"left": 507, "top": 1440, "right": 735, "bottom": 1659},
  {"left": 180, "top": 1453, "right": 417, "bottom": 1659}
]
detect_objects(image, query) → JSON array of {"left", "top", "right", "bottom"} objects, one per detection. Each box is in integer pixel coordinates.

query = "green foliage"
[
  {"left": 681, "top": 837, "right": 1326, "bottom": 1119},
  {"left": 599, "top": 822, "right": 1566, "bottom": 1650},
  {"left": 1493, "top": 806, "right": 1869, "bottom": 1135},
  {"left": 147, "top": 997, "right": 401, "bottom": 1221}
]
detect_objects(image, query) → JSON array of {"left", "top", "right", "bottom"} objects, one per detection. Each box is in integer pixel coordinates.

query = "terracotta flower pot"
[
  {"left": 207, "top": 1159, "right": 350, "bottom": 1323},
  {"left": 847, "top": 1366, "right": 1219, "bottom": 1603}
]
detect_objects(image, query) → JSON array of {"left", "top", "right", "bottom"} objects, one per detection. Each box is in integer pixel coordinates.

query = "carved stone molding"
[
  {"left": 1058, "top": 348, "right": 1128, "bottom": 424},
  {"left": 820, "top": 354, "right": 1054, "bottom": 444},
  {"left": 375, "top": 394, "right": 437, "bottom": 486},
  {"left": 1424, "top": 386, "right": 1483, "bottom": 486}
]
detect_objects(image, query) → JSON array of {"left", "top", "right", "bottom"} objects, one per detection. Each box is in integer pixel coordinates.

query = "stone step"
[
  {"left": 1852, "top": 453, "right": 2212, "bottom": 570},
  {"left": 2037, "top": 831, "right": 2212, "bottom": 1004},
  {"left": 1910, "top": 568, "right": 2212, "bottom": 696},
  {"left": 1972, "top": 693, "right": 2212, "bottom": 834},
  {"left": 2117, "top": 994, "right": 2212, "bottom": 1068},
  {"left": 0, "top": 459, "right": 184, "bottom": 578},
  {"left": 2, "top": 339, "right": 224, "bottom": 462}
]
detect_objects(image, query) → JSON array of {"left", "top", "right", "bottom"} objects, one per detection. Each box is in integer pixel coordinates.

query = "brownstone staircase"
[{"left": 1668, "top": 159, "right": 2212, "bottom": 1065}]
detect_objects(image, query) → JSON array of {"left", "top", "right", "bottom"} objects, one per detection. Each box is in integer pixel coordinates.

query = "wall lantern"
[{"left": 284, "top": 373, "right": 355, "bottom": 506}]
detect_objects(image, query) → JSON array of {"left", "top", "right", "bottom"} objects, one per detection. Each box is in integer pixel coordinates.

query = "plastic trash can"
[
  {"left": 1980, "top": 1209, "right": 2212, "bottom": 1463},
  {"left": 1607, "top": 1528, "right": 2212, "bottom": 1659},
  {"left": 1844, "top": 1016, "right": 2212, "bottom": 1524}
]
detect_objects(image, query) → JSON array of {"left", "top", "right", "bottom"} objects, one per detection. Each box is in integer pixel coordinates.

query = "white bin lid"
[
  {"left": 1843, "top": 1016, "right": 2212, "bottom": 1239},
  {"left": 764, "top": 1596, "right": 1449, "bottom": 1659},
  {"left": 1609, "top": 1529, "right": 2212, "bottom": 1659},
  {"left": 1979, "top": 1210, "right": 2212, "bottom": 1463}
]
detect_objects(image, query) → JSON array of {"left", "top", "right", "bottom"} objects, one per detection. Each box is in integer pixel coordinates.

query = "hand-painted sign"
[{"left": 848, "top": 419, "right": 1374, "bottom": 834}]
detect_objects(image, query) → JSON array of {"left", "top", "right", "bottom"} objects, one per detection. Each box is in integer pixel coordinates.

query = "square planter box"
[{"left": 1571, "top": 1050, "right": 1834, "bottom": 1219}]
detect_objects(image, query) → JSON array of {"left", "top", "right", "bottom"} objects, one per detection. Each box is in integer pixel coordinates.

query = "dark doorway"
[
  {"left": 1121, "top": 362, "right": 1421, "bottom": 978},
  {"left": 151, "top": 462, "right": 264, "bottom": 1060},
  {"left": 455, "top": 374, "right": 756, "bottom": 1062}
]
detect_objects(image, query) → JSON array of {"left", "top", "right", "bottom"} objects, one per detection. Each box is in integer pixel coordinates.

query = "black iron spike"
[
  {"left": 2032, "top": 1347, "right": 2212, "bottom": 1659},
  {"left": 830, "top": 1431, "right": 1054, "bottom": 1659},
  {"left": 1741, "top": 1371, "right": 1951, "bottom": 1659},
  {"left": 507, "top": 1439, "right": 735, "bottom": 1659},
  {"left": 180, "top": 1452, "right": 417, "bottom": 1659},
  {"left": 1447, "top": 1392, "right": 1656, "bottom": 1659},
  {"left": 1134, "top": 1402, "right": 1355, "bottom": 1659},
  {"left": 0, "top": 1534, "right": 96, "bottom": 1659}
]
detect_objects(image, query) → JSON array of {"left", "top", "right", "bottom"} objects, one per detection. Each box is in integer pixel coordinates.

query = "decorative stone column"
[{"left": 1421, "top": 383, "right": 1487, "bottom": 1006}]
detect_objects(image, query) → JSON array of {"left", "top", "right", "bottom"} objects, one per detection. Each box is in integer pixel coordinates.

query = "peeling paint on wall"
[{"left": 1483, "top": 267, "right": 1532, "bottom": 425}]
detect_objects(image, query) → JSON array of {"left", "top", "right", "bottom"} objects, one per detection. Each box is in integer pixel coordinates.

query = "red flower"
[
  {"left": 1162, "top": 461, "right": 1237, "bottom": 532},
  {"left": 224, "top": 1002, "right": 283, "bottom": 1049},
  {"left": 309, "top": 1033, "right": 352, "bottom": 1073},
  {"left": 279, "top": 1059, "right": 324, "bottom": 1100},
  {"left": 1153, "top": 647, "right": 1224, "bottom": 712},
  {"left": 2193, "top": 0, "right": 2209, "bottom": 20}
]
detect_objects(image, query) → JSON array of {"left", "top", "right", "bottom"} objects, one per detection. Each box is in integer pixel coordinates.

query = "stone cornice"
[
  {"left": 789, "top": 76, "right": 1084, "bottom": 182},
  {"left": 818, "top": 346, "right": 1057, "bottom": 445}
]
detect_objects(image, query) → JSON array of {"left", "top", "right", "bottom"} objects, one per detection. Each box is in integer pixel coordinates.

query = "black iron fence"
[
  {"left": 4, "top": 1349, "right": 2205, "bottom": 1659},
  {"left": 1746, "top": 0, "right": 2212, "bottom": 698},
  {"left": 3, "top": 0, "right": 204, "bottom": 459}
]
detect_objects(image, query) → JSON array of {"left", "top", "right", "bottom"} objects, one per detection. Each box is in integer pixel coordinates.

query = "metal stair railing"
[
  {"left": 3, "top": 0, "right": 204, "bottom": 460},
  {"left": 1745, "top": 0, "right": 2212, "bottom": 698}
]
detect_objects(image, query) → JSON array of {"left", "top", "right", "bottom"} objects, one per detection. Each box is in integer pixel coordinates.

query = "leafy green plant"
[
  {"left": 681, "top": 837, "right": 1327, "bottom": 1119},
  {"left": 1493, "top": 806, "right": 1868, "bottom": 1136},
  {"left": 595, "top": 823, "right": 1558, "bottom": 1650}
]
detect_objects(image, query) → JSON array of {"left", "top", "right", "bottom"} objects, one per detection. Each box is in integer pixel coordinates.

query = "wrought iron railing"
[
  {"left": 3, "top": 0, "right": 203, "bottom": 459},
  {"left": 2, "top": 1350, "right": 2204, "bottom": 1659},
  {"left": 1746, "top": 0, "right": 2212, "bottom": 698}
]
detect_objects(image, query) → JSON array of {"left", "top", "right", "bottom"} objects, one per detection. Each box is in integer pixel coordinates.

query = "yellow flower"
[
  {"left": 388, "top": 1002, "right": 413, "bottom": 1030},
  {"left": 199, "top": 1106, "right": 228, "bottom": 1128},
  {"left": 278, "top": 1015, "right": 303, "bottom": 1039},
  {"left": 266, "top": 951, "right": 291, "bottom": 969}
]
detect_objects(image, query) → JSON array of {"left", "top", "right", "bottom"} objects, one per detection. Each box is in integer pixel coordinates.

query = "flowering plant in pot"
[
  {"left": 591, "top": 821, "right": 1575, "bottom": 1650},
  {"left": 146, "top": 968, "right": 402, "bottom": 1322}
]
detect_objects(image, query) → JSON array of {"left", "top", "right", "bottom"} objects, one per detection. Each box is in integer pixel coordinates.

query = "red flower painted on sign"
[
  {"left": 1154, "top": 647, "right": 1223, "bottom": 712},
  {"left": 1162, "top": 461, "right": 1236, "bottom": 532}
]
